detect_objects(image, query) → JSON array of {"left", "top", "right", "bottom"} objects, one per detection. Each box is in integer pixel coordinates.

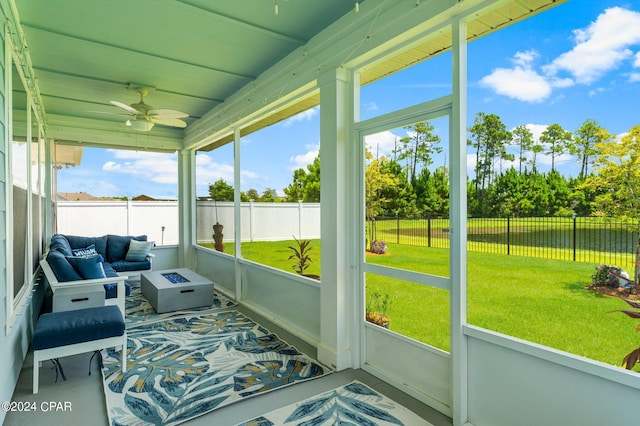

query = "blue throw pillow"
[
  {"left": 66, "top": 254, "right": 106, "bottom": 279},
  {"left": 72, "top": 244, "right": 98, "bottom": 257},
  {"left": 107, "top": 235, "right": 147, "bottom": 262},
  {"left": 125, "top": 240, "right": 154, "bottom": 262}
]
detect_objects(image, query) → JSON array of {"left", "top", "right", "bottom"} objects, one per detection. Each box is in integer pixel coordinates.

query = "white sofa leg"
[
  {"left": 122, "top": 333, "right": 127, "bottom": 373},
  {"left": 33, "top": 351, "right": 40, "bottom": 394}
]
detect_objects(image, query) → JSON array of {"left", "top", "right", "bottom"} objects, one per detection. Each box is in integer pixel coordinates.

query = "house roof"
[{"left": 57, "top": 191, "right": 99, "bottom": 201}]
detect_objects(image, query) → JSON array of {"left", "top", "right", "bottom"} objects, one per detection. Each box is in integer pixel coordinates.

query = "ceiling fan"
[{"left": 110, "top": 87, "right": 188, "bottom": 131}]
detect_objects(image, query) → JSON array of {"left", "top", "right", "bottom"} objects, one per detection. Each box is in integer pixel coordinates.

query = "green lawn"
[{"left": 199, "top": 239, "right": 639, "bottom": 368}]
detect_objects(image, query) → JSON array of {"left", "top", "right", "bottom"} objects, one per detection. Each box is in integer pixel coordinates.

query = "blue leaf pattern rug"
[
  {"left": 101, "top": 311, "right": 330, "bottom": 426},
  {"left": 125, "top": 288, "right": 237, "bottom": 327},
  {"left": 237, "top": 381, "right": 432, "bottom": 426}
]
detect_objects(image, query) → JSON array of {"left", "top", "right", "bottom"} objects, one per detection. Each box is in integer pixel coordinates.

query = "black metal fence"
[{"left": 368, "top": 216, "right": 639, "bottom": 266}]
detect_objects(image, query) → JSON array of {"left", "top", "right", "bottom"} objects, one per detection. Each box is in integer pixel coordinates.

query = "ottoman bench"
[
  {"left": 32, "top": 305, "right": 127, "bottom": 394},
  {"left": 141, "top": 268, "right": 214, "bottom": 313}
]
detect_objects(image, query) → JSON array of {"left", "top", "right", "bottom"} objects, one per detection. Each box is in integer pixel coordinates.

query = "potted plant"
[
  {"left": 366, "top": 291, "right": 390, "bottom": 328},
  {"left": 288, "top": 236, "right": 319, "bottom": 280}
]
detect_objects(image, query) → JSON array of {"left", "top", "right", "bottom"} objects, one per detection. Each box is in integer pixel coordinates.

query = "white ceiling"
[
  {"left": 10, "top": 0, "right": 564, "bottom": 153},
  {"left": 12, "top": 0, "right": 361, "bottom": 146}
]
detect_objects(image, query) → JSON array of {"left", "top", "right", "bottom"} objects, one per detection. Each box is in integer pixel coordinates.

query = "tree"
[
  {"left": 395, "top": 121, "right": 442, "bottom": 184},
  {"left": 208, "top": 179, "right": 234, "bottom": 201},
  {"left": 540, "top": 123, "right": 572, "bottom": 172},
  {"left": 583, "top": 125, "right": 640, "bottom": 283},
  {"left": 260, "top": 188, "right": 277, "bottom": 202},
  {"left": 414, "top": 166, "right": 449, "bottom": 216},
  {"left": 468, "top": 113, "right": 512, "bottom": 192},
  {"left": 283, "top": 155, "right": 321, "bottom": 202},
  {"left": 245, "top": 188, "right": 260, "bottom": 200},
  {"left": 530, "top": 142, "right": 544, "bottom": 172},
  {"left": 571, "top": 119, "right": 611, "bottom": 179},
  {"left": 511, "top": 125, "right": 534, "bottom": 173},
  {"left": 365, "top": 152, "right": 402, "bottom": 219}
]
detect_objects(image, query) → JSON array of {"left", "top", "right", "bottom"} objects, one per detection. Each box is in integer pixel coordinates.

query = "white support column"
[
  {"left": 44, "top": 138, "right": 54, "bottom": 239},
  {"left": 450, "top": 19, "right": 468, "bottom": 426},
  {"left": 233, "top": 128, "right": 242, "bottom": 300},
  {"left": 298, "top": 200, "right": 303, "bottom": 239},
  {"left": 177, "top": 149, "right": 195, "bottom": 269},
  {"left": 318, "top": 68, "right": 355, "bottom": 371}
]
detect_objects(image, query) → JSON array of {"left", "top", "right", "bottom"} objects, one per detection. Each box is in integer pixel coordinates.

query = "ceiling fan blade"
[
  {"left": 110, "top": 100, "right": 140, "bottom": 115},
  {"left": 151, "top": 117, "right": 187, "bottom": 128},
  {"left": 148, "top": 109, "right": 189, "bottom": 119}
]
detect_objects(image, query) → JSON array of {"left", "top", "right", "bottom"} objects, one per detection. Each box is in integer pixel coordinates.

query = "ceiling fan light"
[{"left": 130, "top": 120, "right": 154, "bottom": 131}]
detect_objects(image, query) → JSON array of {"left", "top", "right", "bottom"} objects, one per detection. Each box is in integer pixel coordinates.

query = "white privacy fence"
[{"left": 56, "top": 200, "right": 321, "bottom": 245}]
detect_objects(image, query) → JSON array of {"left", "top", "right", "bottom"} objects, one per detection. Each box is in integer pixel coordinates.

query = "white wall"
[
  {"left": 466, "top": 326, "right": 640, "bottom": 426},
  {"left": 57, "top": 201, "right": 321, "bottom": 245},
  {"left": 56, "top": 201, "right": 179, "bottom": 245},
  {"left": 194, "top": 247, "right": 321, "bottom": 346}
]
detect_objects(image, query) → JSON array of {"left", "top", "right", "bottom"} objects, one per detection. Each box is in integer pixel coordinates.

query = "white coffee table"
[{"left": 141, "top": 268, "right": 214, "bottom": 313}]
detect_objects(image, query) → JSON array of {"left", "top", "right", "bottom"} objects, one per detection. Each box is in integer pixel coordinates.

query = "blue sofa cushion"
[
  {"left": 111, "top": 259, "right": 151, "bottom": 272},
  {"left": 101, "top": 263, "right": 131, "bottom": 299},
  {"left": 107, "top": 235, "right": 147, "bottom": 263},
  {"left": 66, "top": 254, "right": 106, "bottom": 279},
  {"left": 64, "top": 235, "right": 108, "bottom": 259},
  {"left": 104, "top": 282, "right": 132, "bottom": 299},
  {"left": 32, "top": 306, "right": 125, "bottom": 351},
  {"left": 50, "top": 234, "right": 73, "bottom": 257},
  {"left": 102, "top": 262, "right": 118, "bottom": 277},
  {"left": 46, "top": 250, "right": 82, "bottom": 281}
]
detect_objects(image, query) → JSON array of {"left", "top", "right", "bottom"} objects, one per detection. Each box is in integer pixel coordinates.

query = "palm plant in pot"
[
  {"left": 288, "top": 236, "right": 319, "bottom": 280},
  {"left": 366, "top": 291, "right": 390, "bottom": 328}
]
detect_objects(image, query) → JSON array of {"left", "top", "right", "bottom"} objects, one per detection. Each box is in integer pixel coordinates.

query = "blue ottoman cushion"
[{"left": 32, "top": 306, "right": 125, "bottom": 351}]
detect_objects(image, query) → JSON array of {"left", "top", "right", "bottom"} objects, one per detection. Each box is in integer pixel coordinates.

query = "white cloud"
[
  {"left": 195, "top": 156, "right": 233, "bottom": 183},
  {"left": 289, "top": 145, "right": 319, "bottom": 170},
  {"left": 480, "top": 7, "right": 640, "bottom": 102},
  {"left": 629, "top": 72, "right": 640, "bottom": 82},
  {"left": 588, "top": 87, "right": 606, "bottom": 97},
  {"left": 102, "top": 161, "right": 121, "bottom": 171},
  {"left": 513, "top": 49, "right": 538, "bottom": 67},
  {"left": 363, "top": 101, "right": 379, "bottom": 111},
  {"left": 543, "top": 7, "right": 640, "bottom": 84},
  {"left": 521, "top": 123, "right": 548, "bottom": 142},
  {"left": 281, "top": 107, "right": 319, "bottom": 127},
  {"left": 480, "top": 65, "right": 552, "bottom": 102},
  {"left": 365, "top": 131, "right": 398, "bottom": 156},
  {"left": 480, "top": 50, "right": 554, "bottom": 102}
]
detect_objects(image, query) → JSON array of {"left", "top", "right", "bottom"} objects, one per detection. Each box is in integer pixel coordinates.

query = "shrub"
[
  {"left": 369, "top": 240, "right": 387, "bottom": 254},
  {"left": 591, "top": 264, "right": 623, "bottom": 287}
]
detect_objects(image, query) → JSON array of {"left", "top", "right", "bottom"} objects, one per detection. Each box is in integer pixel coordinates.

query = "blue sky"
[{"left": 58, "top": 1, "right": 640, "bottom": 199}]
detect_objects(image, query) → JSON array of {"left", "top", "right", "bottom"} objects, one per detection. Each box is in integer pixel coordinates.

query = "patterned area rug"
[
  {"left": 101, "top": 311, "right": 330, "bottom": 426},
  {"left": 125, "top": 288, "right": 237, "bottom": 327},
  {"left": 237, "top": 381, "right": 432, "bottom": 426}
]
